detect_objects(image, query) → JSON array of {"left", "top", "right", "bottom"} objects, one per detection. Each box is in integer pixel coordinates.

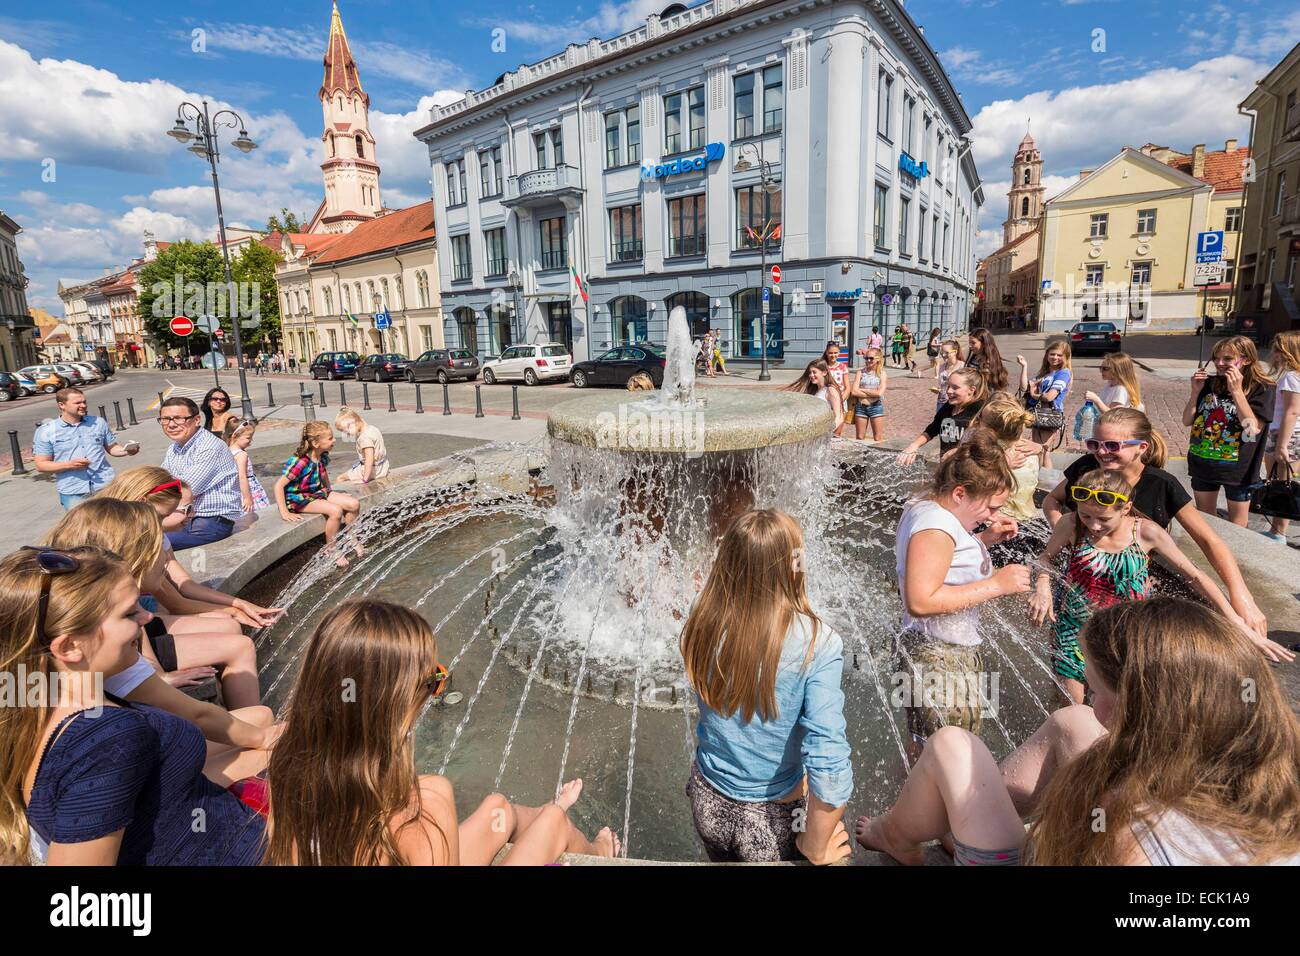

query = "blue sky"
[{"left": 2, "top": 0, "right": 1297, "bottom": 313}]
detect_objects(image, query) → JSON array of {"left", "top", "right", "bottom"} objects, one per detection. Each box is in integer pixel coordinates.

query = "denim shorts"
[
  {"left": 1189, "top": 477, "right": 1254, "bottom": 503},
  {"left": 855, "top": 400, "right": 885, "bottom": 419}
]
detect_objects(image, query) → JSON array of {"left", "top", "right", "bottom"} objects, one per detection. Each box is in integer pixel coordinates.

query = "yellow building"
[{"left": 1038, "top": 141, "right": 1248, "bottom": 332}]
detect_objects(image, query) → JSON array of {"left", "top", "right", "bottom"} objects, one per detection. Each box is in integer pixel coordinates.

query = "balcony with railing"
[
  {"left": 502, "top": 164, "right": 583, "bottom": 207},
  {"left": 610, "top": 240, "right": 643, "bottom": 263},
  {"left": 1281, "top": 193, "right": 1300, "bottom": 233}
]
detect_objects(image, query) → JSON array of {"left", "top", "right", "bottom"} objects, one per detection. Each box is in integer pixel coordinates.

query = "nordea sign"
[{"left": 641, "top": 142, "right": 726, "bottom": 180}]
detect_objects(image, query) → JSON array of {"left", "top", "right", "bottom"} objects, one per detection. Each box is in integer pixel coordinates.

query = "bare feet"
[
  {"left": 335, "top": 554, "right": 350, "bottom": 569},
  {"left": 854, "top": 814, "right": 925, "bottom": 866},
  {"left": 353, "top": 539, "right": 366, "bottom": 559},
  {"left": 554, "top": 778, "right": 584, "bottom": 811},
  {"left": 591, "top": 826, "right": 621, "bottom": 858}
]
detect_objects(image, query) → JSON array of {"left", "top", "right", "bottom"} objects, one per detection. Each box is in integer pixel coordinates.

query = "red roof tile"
[
  {"left": 320, "top": 2, "right": 367, "bottom": 105},
  {"left": 312, "top": 202, "right": 435, "bottom": 265},
  {"left": 1163, "top": 147, "right": 1251, "bottom": 192}
]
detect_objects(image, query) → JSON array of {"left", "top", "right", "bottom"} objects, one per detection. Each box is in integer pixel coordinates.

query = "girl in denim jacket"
[{"left": 680, "top": 509, "right": 853, "bottom": 864}]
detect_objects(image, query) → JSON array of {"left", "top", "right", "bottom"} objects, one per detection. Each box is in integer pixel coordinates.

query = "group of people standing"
[{"left": 251, "top": 350, "right": 298, "bottom": 375}]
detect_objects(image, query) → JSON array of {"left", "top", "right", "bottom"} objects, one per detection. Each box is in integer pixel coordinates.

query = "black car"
[
  {"left": 0, "top": 372, "right": 21, "bottom": 402},
  {"left": 91, "top": 358, "right": 114, "bottom": 380},
  {"left": 407, "top": 348, "right": 480, "bottom": 384},
  {"left": 569, "top": 345, "right": 666, "bottom": 389},
  {"left": 356, "top": 352, "right": 412, "bottom": 382},
  {"left": 309, "top": 351, "right": 361, "bottom": 379},
  {"left": 1068, "top": 322, "right": 1122, "bottom": 355}
]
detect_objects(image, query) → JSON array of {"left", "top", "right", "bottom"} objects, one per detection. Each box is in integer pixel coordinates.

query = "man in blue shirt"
[
  {"left": 33, "top": 388, "right": 139, "bottom": 508},
  {"left": 158, "top": 396, "right": 245, "bottom": 551}
]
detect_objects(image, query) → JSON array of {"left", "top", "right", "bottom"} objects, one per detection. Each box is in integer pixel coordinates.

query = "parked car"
[
  {"left": 309, "top": 351, "right": 360, "bottom": 380},
  {"left": 407, "top": 348, "right": 479, "bottom": 384},
  {"left": 71, "top": 362, "right": 103, "bottom": 382},
  {"left": 51, "top": 363, "right": 88, "bottom": 385},
  {"left": 14, "top": 372, "right": 37, "bottom": 397},
  {"left": 91, "top": 358, "right": 115, "bottom": 379},
  {"left": 0, "top": 373, "right": 21, "bottom": 402},
  {"left": 568, "top": 345, "right": 666, "bottom": 389},
  {"left": 1068, "top": 321, "right": 1123, "bottom": 355},
  {"left": 482, "top": 343, "right": 573, "bottom": 386},
  {"left": 20, "top": 366, "right": 70, "bottom": 392},
  {"left": 356, "top": 352, "right": 412, "bottom": 382}
]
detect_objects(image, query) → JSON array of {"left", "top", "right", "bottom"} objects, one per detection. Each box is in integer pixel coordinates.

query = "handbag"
[
  {"left": 1250, "top": 461, "right": 1300, "bottom": 522},
  {"left": 1032, "top": 405, "right": 1065, "bottom": 432}
]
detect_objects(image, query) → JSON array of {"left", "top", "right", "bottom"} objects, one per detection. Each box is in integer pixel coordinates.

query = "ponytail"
[
  {"left": 928, "top": 428, "right": 1013, "bottom": 501},
  {"left": 1096, "top": 407, "right": 1167, "bottom": 468}
]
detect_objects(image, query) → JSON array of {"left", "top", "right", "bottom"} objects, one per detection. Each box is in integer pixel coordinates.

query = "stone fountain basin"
[{"left": 547, "top": 389, "right": 835, "bottom": 454}]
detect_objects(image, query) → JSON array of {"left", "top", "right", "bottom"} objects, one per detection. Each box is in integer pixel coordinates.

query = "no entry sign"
[
  {"left": 170, "top": 315, "right": 194, "bottom": 336},
  {"left": 770, "top": 265, "right": 782, "bottom": 285}
]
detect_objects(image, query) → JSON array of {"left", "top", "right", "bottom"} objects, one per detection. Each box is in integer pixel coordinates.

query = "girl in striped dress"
[{"left": 1028, "top": 469, "right": 1258, "bottom": 705}]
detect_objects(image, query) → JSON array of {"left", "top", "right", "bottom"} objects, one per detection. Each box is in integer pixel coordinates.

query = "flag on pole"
[
  {"left": 347, "top": 313, "right": 360, "bottom": 328},
  {"left": 570, "top": 264, "right": 589, "bottom": 304},
  {"left": 770, "top": 223, "right": 782, "bottom": 241},
  {"left": 745, "top": 225, "right": 759, "bottom": 244}
]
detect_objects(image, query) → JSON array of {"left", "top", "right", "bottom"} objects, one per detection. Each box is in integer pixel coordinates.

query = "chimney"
[
  {"left": 1192, "top": 144, "right": 1206, "bottom": 180},
  {"left": 1079, "top": 168, "right": 1094, "bottom": 179},
  {"left": 1225, "top": 138, "right": 1238, "bottom": 151}
]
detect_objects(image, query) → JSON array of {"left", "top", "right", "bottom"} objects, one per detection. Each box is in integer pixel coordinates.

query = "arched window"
[
  {"left": 1022, "top": 168, "right": 1030, "bottom": 185},
  {"left": 417, "top": 271, "right": 430, "bottom": 308},
  {"left": 354, "top": 283, "right": 363, "bottom": 312},
  {"left": 1021, "top": 196, "right": 1030, "bottom": 217},
  {"left": 343, "top": 285, "right": 352, "bottom": 312},
  {"left": 366, "top": 280, "right": 377, "bottom": 312},
  {"left": 329, "top": 136, "right": 336, "bottom": 158},
  {"left": 323, "top": 287, "right": 333, "bottom": 314},
  {"left": 381, "top": 277, "right": 393, "bottom": 310},
  {"left": 731, "top": 288, "right": 784, "bottom": 359},
  {"left": 356, "top": 134, "right": 365, "bottom": 159},
  {"left": 666, "top": 291, "right": 711, "bottom": 340},
  {"left": 454, "top": 306, "right": 478, "bottom": 353},
  {"left": 608, "top": 295, "right": 648, "bottom": 346}
]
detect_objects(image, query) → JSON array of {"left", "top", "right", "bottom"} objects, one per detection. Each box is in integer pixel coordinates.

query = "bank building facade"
[{"left": 416, "top": 0, "right": 983, "bottom": 367}]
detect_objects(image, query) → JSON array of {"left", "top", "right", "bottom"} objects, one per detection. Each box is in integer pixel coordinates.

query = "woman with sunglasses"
[
  {"left": 264, "top": 601, "right": 619, "bottom": 865},
  {"left": 1029, "top": 469, "right": 1265, "bottom": 704},
  {"left": 1042, "top": 407, "right": 1289, "bottom": 660},
  {"left": 200, "top": 387, "right": 235, "bottom": 436},
  {"left": 0, "top": 547, "right": 271, "bottom": 865}
]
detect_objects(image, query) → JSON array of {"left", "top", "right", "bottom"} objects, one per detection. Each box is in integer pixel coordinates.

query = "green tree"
[
  {"left": 264, "top": 208, "right": 305, "bottom": 234},
  {"left": 135, "top": 240, "right": 224, "bottom": 354},
  {"left": 231, "top": 240, "right": 283, "bottom": 349}
]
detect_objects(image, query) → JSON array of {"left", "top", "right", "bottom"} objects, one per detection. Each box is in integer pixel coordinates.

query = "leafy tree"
[
  {"left": 231, "top": 240, "right": 283, "bottom": 349},
  {"left": 264, "top": 208, "right": 305, "bottom": 234}
]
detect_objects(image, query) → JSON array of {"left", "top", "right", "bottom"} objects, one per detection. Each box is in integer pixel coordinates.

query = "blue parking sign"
[{"left": 1196, "top": 231, "right": 1224, "bottom": 263}]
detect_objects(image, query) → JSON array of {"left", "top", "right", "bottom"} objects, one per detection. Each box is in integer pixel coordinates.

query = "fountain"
[{"left": 247, "top": 307, "right": 1068, "bottom": 861}]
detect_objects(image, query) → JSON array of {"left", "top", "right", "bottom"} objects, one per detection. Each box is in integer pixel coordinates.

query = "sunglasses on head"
[
  {"left": 148, "top": 479, "right": 182, "bottom": 495},
  {"left": 425, "top": 663, "right": 449, "bottom": 699},
  {"left": 1070, "top": 486, "right": 1130, "bottom": 508},
  {"left": 1084, "top": 438, "right": 1144, "bottom": 454},
  {"left": 19, "top": 547, "right": 81, "bottom": 645}
]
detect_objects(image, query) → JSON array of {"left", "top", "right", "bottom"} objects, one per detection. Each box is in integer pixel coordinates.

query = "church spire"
[{"left": 321, "top": 0, "right": 367, "bottom": 106}]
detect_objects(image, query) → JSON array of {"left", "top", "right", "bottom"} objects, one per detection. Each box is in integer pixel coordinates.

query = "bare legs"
[
  {"left": 301, "top": 491, "right": 362, "bottom": 567},
  {"left": 1193, "top": 489, "right": 1250, "bottom": 527},
  {"left": 855, "top": 706, "right": 1106, "bottom": 863},
  {"left": 455, "top": 779, "right": 620, "bottom": 866},
  {"left": 173, "top": 631, "right": 262, "bottom": 710}
]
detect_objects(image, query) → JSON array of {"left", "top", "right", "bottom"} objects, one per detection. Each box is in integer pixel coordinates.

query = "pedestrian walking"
[{"left": 31, "top": 387, "right": 140, "bottom": 509}]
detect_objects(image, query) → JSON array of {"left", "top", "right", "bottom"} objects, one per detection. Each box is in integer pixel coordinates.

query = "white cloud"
[
  {"left": 468, "top": 0, "right": 677, "bottom": 52},
  {"left": 368, "top": 90, "right": 468, "bottom": 192},
  {"left": 974, "top": 174, "right": 1078, "bottom": 258}
]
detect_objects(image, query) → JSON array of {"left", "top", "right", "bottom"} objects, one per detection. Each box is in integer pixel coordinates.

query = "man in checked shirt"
[{"left": 158, "top": 396, "right": 245, "bottom": 551}]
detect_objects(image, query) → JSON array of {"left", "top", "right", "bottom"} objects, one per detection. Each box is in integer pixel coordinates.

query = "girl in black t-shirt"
[{"left": 897, "top": 367, "right": 988, "bottom": 465}]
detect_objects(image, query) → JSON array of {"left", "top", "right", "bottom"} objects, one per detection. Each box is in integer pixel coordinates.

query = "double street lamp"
[
  {"left": 165, "top": 100, "right": 258, "bottom": 418},
  {"left": 733, "top": 143, "right": 781, "bottom": 382}
]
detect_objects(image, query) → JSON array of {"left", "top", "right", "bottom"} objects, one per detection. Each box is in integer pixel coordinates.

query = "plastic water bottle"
[{"left": 1074, "top": 401, "right": 1098, "bottom": 442}]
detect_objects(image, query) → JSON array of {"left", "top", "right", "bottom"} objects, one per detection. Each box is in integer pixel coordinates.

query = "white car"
[
  {"left": 71, "top": 362, "right": 104, "bottom": 382},
  {"left": 481, "top": 343, "right": 573, "bottom": 386}
]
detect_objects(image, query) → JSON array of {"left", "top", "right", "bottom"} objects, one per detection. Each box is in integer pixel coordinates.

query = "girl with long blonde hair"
[
  {"left": 896, "top": 366, "right": 988, "bottom": 465},
  {"left": 275, "top": 420, "right": 363, "bottom": 568},
  {"left": 847, "top": 347, "right": 888, "bottom": 441},
  {"left": 857, "top": 597, "right": 1300, "bottom": 866},
  {"left": 1042, "top": 407, "right": 1283, "bottom": 656},
  {"left": 333, "top": 406, "right": 390, "bottom": 485},
  {"left": 1262, "top": 330, "right": 1300, "bottom": 541},
  {"left": 1084, "top": 351, "right": 1144, "bottom": 414},
  {"left": 971, "top": 397, "right": 1039, "bottom": 521},
  {"left": 96, "top": 466, "right": 283, "bottom": 629},
  {"left": 265, "top": 601, "right": 618, "bottom": 865},
  {"left": 0, "top": 547, "right": 269, "bottom": 865},
  {"left": 1183, "top": 335, "right": 1274, "bottom": 526},
  {"left": 785, "top": 359, "right": 843, "bottom": 429},
  {"left": 1016, "top": 338, "right": 1073, "bottom": 469},
  {"left": 681, "top": 509, "right": 852, "bottom": 864}
]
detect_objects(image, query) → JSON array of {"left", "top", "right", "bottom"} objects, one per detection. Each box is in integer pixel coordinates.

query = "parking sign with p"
[{"left": 1196, "top": 231, "right": 1225, "bottom": 263}]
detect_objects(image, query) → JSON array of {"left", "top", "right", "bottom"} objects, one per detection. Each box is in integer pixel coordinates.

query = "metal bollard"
[
  {"left": 387, "top": 383, "right": 396, "bottom": 412},
  {"left": 98, "top": 404, "right": 107, "bottom": 421},
  {"left": 318, "top": 381, "right": 327, "bottom": 408},
  {"left": 113, "top": 401, "right": 126, "bottom": 431},
  {"left": 8, "top": 430, "right": 27, "bottom": 475},
  {"left": 339, "top": 382, "right": 347, "bottom": 406},
  {"left": 442, "top": 383, "right": 451, "bottom": 415},
  {"left": 300, "top": 388, "right": 316, "bottom": 422},
  {"left": 474, "top": 385, "right": 484, "bottom": 418},
  {"left": 266, "top": 383, "right": 274, "bottom": 407},
  {"left": 415, "top": 383, "right": 424, "bottom": 414},
  {"left": 511, "top": 385, "right": 521, "bottom": 421},
  {"left": 362, "top": 382, "right": 371, "bottom": 411},
  {"left": 127, "top": 397, "right": 139, "bottom": 425}
]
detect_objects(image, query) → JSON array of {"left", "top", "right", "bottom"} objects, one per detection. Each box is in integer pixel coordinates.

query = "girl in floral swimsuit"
[{"left": 1029, "top": 468, "right": 1259, "bottom": 705}]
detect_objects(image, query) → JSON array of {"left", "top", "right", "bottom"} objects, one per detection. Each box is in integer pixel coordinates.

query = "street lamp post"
[
  {"left": 734, "top": 143, "right": 781, "bottom": 382},
  {"left": 166, "top": 100, "right": 258, "bottom": 418}
]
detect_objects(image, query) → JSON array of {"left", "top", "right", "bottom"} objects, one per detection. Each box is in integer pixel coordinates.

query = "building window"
[
  {"left": 1021, "top": 197, "right": 1029, "bottom": 217},
  {"left": 626, "top": 105, "right": 641, "bottom": 164},
  {"left": 732, "top": 288, "right": 783, "bottom": 359},
  {"left": 899, "top": 196, "right": 911, "bottom": 255},
  {"left": 1086, "top": 264, "right": 1105, "bottom": 286},
  {"left": 451, "top": 235, "right": 472, "bottom": 281},
  {"left": 1090, "top": 213, "right": 1109, "bottom": 238},
  {"left": 762, "top": 64, "right": 783, "bottom": 133},
  {"left": 665, "top": 87, "right": 705, "bottom": 153},
  {"left": 667, "top": 195, "right": 707, "bottom": 258},
  {"left": 534, "top": 131, "right": 548, "bottom": 170},
  {"left": 664, "top": 92, "right": 683, "bottom": 153},
  {"left": 736, "top": 184, "right": 782, "bottom": 250},
  {"left": 479, "top": 147, "right": 502, "bottom": 197},
  {"left": 1225, "top": 206, "right": 1243, "bottom": 231},
  {"left": 931, "top": 214, "right": 939, "bottom": 261},
  {"left": 1136, "top": 208, "right": 1157, "bottom": 234},
  {"left": 609, "top": 205, "right": 643, "bottom": 261},
  {"left": 1222, "top": 262, "right": 1235, "bottom": 286},
  {"left": 733, "top": 73, "right": 754, "bottom": 140},
  {"left": 917, "top": 208, "right": 927, "bottom": 262},
  {"left": 551, "top": 128, "right": 564, "bottom": 167},
  {"left": 422, "top": 326, "right": 434, "bottom": 351},
  {"left": 877, "top": 70, "right": 893, "bottom": 139},
  {"left": 539, "top": 217, "right": 567, "bottom": 270},
  {"left": 484, "top": 228, "right": 507, "bottom": 276},
  {"left": 489, "top": 307, "right": 512, "bottom": 355},
  {"left": 605, "top": 112, "right": 622, "bottom": 168},
  {"left": 942, "top": 224, "right": 950, "bottom": 269},
  {"left": 417, "top": 270, "right": 430, "bottom": 308},
  {"left": 903, "top": 96, "right": 915, "bottom": 153},
  {"left": 323, "top": 288, "right": 333, "bottom": 314},
  {"left": 446, "top": 161, "right": 462, "bottom": 205},
  {"left": 609, "top": 296, "right": 649, "bottom": 346},
  {"left": 328, "top": 329, "right": 338, "bottom": 350},
  {"left": 1131, "top": 261, "right": 1152, "bottom": 285},
  {"left": 343, "top": 285, "right": 352, "bottom": 312},
  {"left": 1023, "top": 167, "right": 1031, "bottom": 185},
  {"left": 455, "top": 307, "right": 478, "bottom": 353},
  {"left": 873, "top": 183, "right": 889, "bottom": 250},
  {"left": 380, "top": 278, "right": 390, "bottom": 309},
  {"left": 688, "top": 87, "right": 705, "bottom": 150},
  {"left": 1274, "top": 172, "right": 1286, "bottom": 216}
]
